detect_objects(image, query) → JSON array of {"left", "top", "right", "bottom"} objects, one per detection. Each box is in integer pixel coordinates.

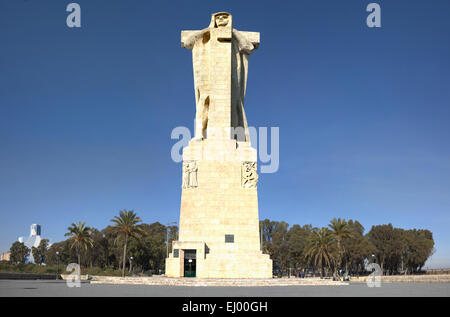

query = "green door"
[{"left": 183, "top": 250, "right": 196, "bottom": 277}]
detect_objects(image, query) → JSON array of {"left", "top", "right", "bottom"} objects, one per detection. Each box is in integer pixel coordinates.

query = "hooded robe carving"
[{"left": 181, "top": 12, "right": 260, "bottom": 142}]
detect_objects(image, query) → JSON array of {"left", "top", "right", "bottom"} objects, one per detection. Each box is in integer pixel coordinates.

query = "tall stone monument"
[{"left": 165, "top": 12, "right": 272, "bottom": 278}]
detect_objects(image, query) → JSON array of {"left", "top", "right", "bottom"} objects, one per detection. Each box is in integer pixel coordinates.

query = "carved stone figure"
[
  {"left": 181, "top": 12, "right": 260, "bottom": 141},
  {"left": 242, "top": 161, "right": 258, "bottom": 188},
  {"left": 182, "top": 161, "right": 198, "bottom": 189}
]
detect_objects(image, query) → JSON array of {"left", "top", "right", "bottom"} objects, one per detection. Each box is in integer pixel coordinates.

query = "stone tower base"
[
  {"left": 165, "top": 139, "right": 272, "bottom": 279},
  {"left": 165, "top": 241, "right": 272, "bottom": 278}
]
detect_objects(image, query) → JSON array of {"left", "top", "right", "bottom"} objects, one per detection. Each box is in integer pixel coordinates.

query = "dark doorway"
[{"left": 183, "top": 250, "right": 196, "bottom": 277}]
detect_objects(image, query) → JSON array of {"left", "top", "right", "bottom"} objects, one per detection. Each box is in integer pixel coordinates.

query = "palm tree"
[
  {"left": 65, "top": 221, "right": 94, "bottom": 267},
  {"left": 328, "top": 218, "right": 352, "bottom": 276},
  {"left": 111, "top": 209, "right": 144, "bottom": 277},
  {"left": 305, "top": 228, "right": 336, "bottom": 278}
]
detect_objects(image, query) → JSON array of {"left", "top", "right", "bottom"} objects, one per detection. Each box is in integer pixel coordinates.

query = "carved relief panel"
[
  {"left": 182, "top": 161, "right": 198, "bottom": 189},
  {"left": 242, "top": 161, "right": 258, "bottom": 188}
]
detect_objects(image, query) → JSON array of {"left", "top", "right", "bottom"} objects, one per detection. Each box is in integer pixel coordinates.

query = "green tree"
[
  {"left": 260, "top": 219, "right": 273, "bottom": 255},
  {"left": 367, "top": 224, "right": 405, "bottom": 275},
  {"left": 9, "top": 241, "right": 30, "bottom": 264},
  {"left": 65, "top": 221, "right": 94, "bottom": 267},
  {"left": 102, "top": 225, "right": 122, "bottom": 269},
  {"left": 143, "top": 222, "right": 168, "bottom": 273},
  {"left": 111, "top": 210, "right": 144, "bottom": 277},
  {"left": 402, "top": 229, "right": 434, "bottom": 274},
  {"left": 32, "top": 239, "right": 49, "bottom": 265},
  {"left": 167, "top": 224, "right": 179, "bottom": 255},
  {"left": 85, "top": 228, "right": 108, "bottom": 268},
  {"left": 329, "top": 218, "right": 352, "bottom": 276},
  {"left": 386, "top": 228, "right": 407, "bottom": 274},
  {"left": 44, "top": 240, "right": 74, "bottom": 266},
  {"left": 305, "top": 228, "right": 336, "bottom": 278},
  {"left": 31, "top": 247, "right": 39, "bottom": 265},
  {"left": 342, "top": 220, "right": 375, "bottom": 275},
  {"left": 260, "top": 220, "right": 290, "bottom": 275},
  {"left": 126, "top": 222, "right": 168, "bottom": 274},
  {"left": 287, "top": 224, "right": 312, "bottom": 276}
]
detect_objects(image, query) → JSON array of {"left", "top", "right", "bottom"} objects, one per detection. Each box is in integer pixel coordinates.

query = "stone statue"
[
  {"left": 181, "top": 12, "right": 260, "bottom": 141},
  {"left": 182, "top": 161, "right": 198, "bottom": 188},
  {"left": 242, "top": 161, "right": 258, "bottom": 188},
  {"left": 166, "top": 13, "right": 272, "bottom": 279}
]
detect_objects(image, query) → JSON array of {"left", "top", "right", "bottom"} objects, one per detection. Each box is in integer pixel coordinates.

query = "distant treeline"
[
  {"left": 8, "top": 210, "right": 178, "bottom": 276},
  {"left": 6, "top": 212, "right": 435, "bottom": 277},
  {"left": 261, "top": 219, "right": 435, "bottom": 277}
]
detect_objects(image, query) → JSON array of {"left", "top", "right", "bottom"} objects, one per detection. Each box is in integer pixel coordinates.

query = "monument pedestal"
[{"left": 165, "top": 139, "right": 272, "bottom": 278}]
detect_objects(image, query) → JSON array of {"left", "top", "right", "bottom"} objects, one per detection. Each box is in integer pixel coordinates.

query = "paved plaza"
[{"left": 1, "top": 280, "right": 449, "bottom": 297}]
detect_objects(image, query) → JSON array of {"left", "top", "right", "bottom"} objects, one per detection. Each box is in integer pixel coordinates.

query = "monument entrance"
[
  {"left": 183, "top": 250, "right": 197, "bottom": 277},
  {"left": 165, "top": 12, "right": 272, "bottom": 278}
]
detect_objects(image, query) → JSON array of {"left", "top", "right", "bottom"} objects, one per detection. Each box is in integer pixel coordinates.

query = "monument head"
[{"left": 210, "top": 12, "right": 232, "bottom": 28}]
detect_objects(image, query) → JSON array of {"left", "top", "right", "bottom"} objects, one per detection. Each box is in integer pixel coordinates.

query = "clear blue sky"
[{"left": 1, "top": 0, "right": 449, "bottom": 268}]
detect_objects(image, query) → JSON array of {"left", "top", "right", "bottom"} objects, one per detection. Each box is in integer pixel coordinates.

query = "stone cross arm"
[
  {"left": 181, "top": 29, "right": 206, "bottom": 49},
  {"left": 233, "top": 30, "right": 260, "bottom": 54},
  {"left": 181, "top": 29, "right": 260, "bottom": 54},
  {"left": 236, "top": 31, "right": 260, "bottom": 48}
]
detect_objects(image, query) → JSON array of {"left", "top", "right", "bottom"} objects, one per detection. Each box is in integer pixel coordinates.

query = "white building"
[{"left": 18, "top": 224, "right": 43, "bottom": 263}]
